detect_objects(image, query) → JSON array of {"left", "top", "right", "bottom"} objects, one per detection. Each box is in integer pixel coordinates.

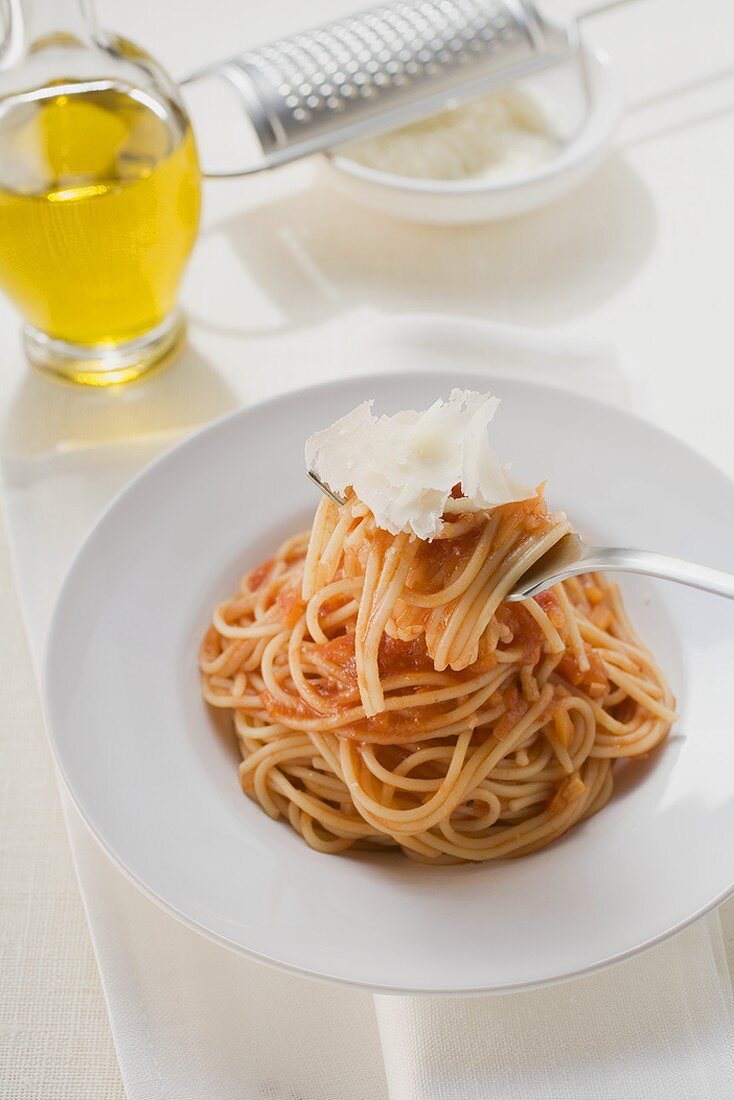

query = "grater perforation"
[{"left": 185, "top": 0, "right": 582, "bottom": 175}]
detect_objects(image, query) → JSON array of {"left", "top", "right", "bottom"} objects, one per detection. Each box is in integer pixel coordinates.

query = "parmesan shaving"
[{"left": 305, "top": 390, "right": 532, "bottom": 540}]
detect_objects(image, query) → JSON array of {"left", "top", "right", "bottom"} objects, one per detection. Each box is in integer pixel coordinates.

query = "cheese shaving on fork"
[{"left": 305, "top": 389, "right": 533, "bottom": 540}]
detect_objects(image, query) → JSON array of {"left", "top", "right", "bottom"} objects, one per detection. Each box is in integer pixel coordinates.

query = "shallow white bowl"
[
  {"left": 44, "top": 371, "right": 734, "bottom": 993},
  {"left": 323, "top": 41, "right": 621, "bottom": 224}
]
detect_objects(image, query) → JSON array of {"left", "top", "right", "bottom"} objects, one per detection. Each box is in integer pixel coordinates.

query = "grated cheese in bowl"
[
  {"left": 305, "top": 390, "right": 532, "bottom": 541},
  {"left": 339, "top": 88, "right": 559, "bottom": 183}
]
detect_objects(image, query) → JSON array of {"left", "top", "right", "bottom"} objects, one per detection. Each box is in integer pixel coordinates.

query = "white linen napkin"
[
  {"left": 3, "top": 314, "right": 733, "bottom": 1100},
  {"left": 375, "top": 920, "right": 734, "bottom": 1100}
]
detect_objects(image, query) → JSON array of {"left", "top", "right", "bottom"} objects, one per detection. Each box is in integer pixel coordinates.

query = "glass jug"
[{"left": 0, "top": 0, "right": 201, "bottom": 385}]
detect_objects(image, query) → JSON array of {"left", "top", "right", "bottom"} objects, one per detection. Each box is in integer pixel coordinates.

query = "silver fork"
[
  {"left": 307, "top": 471, "right": 734, "bottom": 603},
  {"left": 505, "top": 533, "right": 734, "bottom": 602}
]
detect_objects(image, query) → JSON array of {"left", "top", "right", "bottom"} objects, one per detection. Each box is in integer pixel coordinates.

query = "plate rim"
[{"left": 42, "top": 369, "right": 734, "bottom": 995}]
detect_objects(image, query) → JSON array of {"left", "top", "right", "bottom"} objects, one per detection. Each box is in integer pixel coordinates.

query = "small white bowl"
[{"left": 322, "top": 40, "right": 621, "bottom": 225}]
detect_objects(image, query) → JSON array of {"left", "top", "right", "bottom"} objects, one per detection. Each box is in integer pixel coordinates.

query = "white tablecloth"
[{"left": 2, "top": 0, "right": 734, "bottom": 1096}]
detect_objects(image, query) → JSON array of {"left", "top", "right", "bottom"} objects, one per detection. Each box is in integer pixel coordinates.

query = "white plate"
[
  {"left": 43, "top": 371, "right": 734, "bottom": 994},
  {"left": 323, "top": 42, "right": 621, "bottom": 224}
]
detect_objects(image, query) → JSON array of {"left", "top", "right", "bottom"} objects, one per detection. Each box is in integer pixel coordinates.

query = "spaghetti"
[{"left": 200, "top": 490, "right": 675, "bottom": 863}]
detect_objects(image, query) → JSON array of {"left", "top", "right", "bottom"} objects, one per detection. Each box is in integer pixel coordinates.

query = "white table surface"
[{"left": 1, "top": 0, "right": 734, "bottom": 1095}]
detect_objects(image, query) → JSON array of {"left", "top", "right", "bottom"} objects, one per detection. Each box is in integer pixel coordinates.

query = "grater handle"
[
  {"left": 180, "top": 67, "right": 282, "bottom": 177},
  {"left": 577, "top": 0, "right": 639, "bottom": 20}
]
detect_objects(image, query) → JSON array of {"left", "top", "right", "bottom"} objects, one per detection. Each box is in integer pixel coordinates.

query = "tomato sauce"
[
  {"left": 556, "top": 646, "right": 609, "bottom": 697},
  {"left": 492, "top": 684, "right": 529, "bottom": 740},
  {"left": 275, "top": 583, "right": 306, "bottom": 628},
  {"left": 496, "top": 603, "right": 543, "bottom": 666},
  {"left": 247, "top": 559, "right": 273, "bottom": 592}
]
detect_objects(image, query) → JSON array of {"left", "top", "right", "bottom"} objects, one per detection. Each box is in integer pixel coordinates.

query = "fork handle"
[{"left": 580, "top": 547, "right": 734, "bottom": 601}]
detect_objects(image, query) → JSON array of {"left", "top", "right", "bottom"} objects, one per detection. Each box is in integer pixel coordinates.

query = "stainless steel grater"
[{"left": 184, "top": 0, "right": 582, "bottom": 176}]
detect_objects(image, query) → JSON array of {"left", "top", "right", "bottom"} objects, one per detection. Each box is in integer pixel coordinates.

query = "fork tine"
[{"left": 307, "top": 469, "right": 346, "bottom": 506}]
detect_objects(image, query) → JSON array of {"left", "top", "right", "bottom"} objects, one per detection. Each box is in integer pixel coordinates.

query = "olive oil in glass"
[{"left": 0, "top": 1, "right": 202, "bottom": 384}]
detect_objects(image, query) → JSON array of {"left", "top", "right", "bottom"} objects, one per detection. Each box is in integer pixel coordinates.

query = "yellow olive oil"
[{"left": 0, "top": 81, "right": 201, "bottom": 351}]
